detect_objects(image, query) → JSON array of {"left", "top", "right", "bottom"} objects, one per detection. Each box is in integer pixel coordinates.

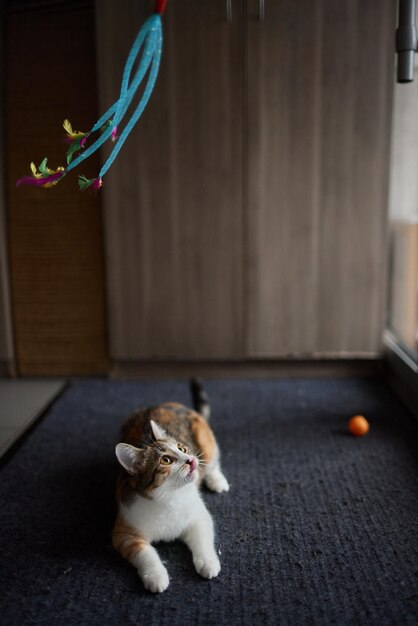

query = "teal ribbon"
[{"left": 67, "top": 14, "right": 163, "bottom": 182}]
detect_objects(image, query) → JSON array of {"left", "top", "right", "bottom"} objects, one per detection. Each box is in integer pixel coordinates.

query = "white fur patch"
[
  {"left": 121, "top": 483, "right": 205, "bottom": 543},
  {"left": 205, "top": 468, "right": 230, "bottom": 493}
]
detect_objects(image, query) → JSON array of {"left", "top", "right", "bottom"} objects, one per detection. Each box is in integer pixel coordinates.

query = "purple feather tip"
[
  {"left": 92, "top": 178, "right": 103, "bottom": 191},
  {"left": 16, "top": 171, "right": 65, "bottom": 187}
]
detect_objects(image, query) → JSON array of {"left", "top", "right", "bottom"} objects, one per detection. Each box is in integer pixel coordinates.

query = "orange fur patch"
[
  {"left": 151, "top": 406, "right": 182, "bottom": 427},
  {"left": 113, "top": 514, "right": 147, "bottom": 561},
  {"left": 189, "top": 414, "right": 217, "bottom": 464}
]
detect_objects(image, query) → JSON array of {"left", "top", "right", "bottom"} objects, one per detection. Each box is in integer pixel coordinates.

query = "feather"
[
  {"left": 66, "top": 135, "right": 89, "bottom": 164},
  {"left": 111, "top": 127, "right": 118, "bottom": 142},
  {"left": 16, "top": 171, "right": 65, "bottom": 187},
  {"left": 92, "top": 177, "right": 103, "bottom": 191},
  {"left": 30, "top": 162, "right": 42, "bottom": 178},
  {"left": 78, "top": 174, "right": 95, "bottom": 191},
  {"left": 38, "top": 158, "right": 52, "bottom": 176},
  {"left": 78, "top": 175, "right": 103, "bottom": 192},
  {"left": 63, "top": 119, "right": 88, "bottom": 140},
  {"left": 17, "top": 160, "right": 65, "bottom": 188}
]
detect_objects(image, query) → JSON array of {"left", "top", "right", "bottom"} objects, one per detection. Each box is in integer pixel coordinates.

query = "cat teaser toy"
[{"left": 17, "top": 0, "right": 167, "bottom": 192}]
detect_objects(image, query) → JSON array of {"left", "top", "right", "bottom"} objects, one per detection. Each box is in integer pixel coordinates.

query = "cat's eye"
[
  {"left": 160, "top": 455, "right": 173, "bottom": 465},
  {"left": 177, "top": 443, "right": 188, "bottom": 453}
]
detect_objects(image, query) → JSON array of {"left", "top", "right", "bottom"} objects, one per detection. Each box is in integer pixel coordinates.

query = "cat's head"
[{"left": 115, "top": 420, "right": 199, "bottom": 497}]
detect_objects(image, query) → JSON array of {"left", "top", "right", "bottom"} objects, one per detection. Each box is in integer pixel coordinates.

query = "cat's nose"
[{"left": 186, "top": 458, "right": 197, "bottom": 472}]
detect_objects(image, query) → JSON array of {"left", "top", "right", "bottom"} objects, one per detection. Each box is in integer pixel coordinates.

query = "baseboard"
[{"left": 110, "top": 358, "right": 384, "bottom": 379}]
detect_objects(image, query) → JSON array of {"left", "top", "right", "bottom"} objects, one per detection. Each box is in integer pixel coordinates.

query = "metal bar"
[
  {"left": 396, "top": 0, "right": 418, "bottom": 82},
  {"left": 226, "top": 0, "right": 232, "bottom": 22},
  {"left": 258, "top": 0, "right": 265, "bottom": 22}
]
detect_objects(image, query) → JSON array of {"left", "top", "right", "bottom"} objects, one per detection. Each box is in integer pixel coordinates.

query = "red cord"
[{"left": 155, "top": 0, "right": 168, "bottom": 14}]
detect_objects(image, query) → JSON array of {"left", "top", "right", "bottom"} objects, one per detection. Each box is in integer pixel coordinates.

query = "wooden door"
[
  {"left": 247, "top": 0, "right": 395, "bottom": 357},
  {"left": 97, "top": 0, "right": 245, "bottom": 360}
]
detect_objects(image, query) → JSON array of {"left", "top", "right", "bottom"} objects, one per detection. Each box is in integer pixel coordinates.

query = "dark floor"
[{"left": 0, "top": 378, "right": 417, "bottom": 626}]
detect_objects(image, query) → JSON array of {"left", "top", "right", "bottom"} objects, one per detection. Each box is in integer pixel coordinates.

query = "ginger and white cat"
[{"left": 113, "top": 386, "right": 229, "bottom": 593}]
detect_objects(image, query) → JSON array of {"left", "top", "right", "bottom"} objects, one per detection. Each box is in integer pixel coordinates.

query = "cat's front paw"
[
  {"left": 194, "top": 554, "right": 221, "bottom": 579},
  {"left": 141, "top": 568, "right": 169, "bottom": 593},
  {"left": 205, "top": 471, "right": 230, "bottom": 494}
]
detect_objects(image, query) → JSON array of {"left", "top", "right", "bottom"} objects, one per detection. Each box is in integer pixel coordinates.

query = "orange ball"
[{"left": 348, "top": 415, "right": 369, "bottom": 437}]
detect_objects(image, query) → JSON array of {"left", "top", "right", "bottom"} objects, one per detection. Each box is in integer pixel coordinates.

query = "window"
[{"left": 387, "top": 54, "right": 418, "bottom": 368}]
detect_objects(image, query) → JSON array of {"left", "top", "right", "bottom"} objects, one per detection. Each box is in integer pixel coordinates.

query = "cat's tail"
[{"left": 190, "top": 378, "right": 210, "bottom": 420}]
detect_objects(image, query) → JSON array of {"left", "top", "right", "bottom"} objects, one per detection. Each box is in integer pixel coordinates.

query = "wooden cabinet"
[
  {"left": 247, "top": 0, "right": 323, "bottom": 356},
  {"left": 97, "top": 0, "right": 395, "bottom": 363},
  {"left": 97, "top": 0, "right": 245, "bottom": 359},
  {"left": 247, "top": 0, "right": 395, "bottom": 356}
]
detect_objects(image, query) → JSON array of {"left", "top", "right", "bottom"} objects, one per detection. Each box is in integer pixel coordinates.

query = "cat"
[{"left": 112, "top": 379, "right": 229, "bottom": 593}]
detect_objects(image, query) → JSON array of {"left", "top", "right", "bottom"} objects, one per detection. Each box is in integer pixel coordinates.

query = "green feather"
[
  {"left": 66, "top": 138, "right": 83, "bottom": 165},
  {"left": 38, "top": 158, "right": 50, "bottom": 176},
  {"left": 78, "top": 175, "right": 94, "bottom": 191}
]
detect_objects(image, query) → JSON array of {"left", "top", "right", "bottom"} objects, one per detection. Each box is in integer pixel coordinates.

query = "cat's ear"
[
  {"left": 150, "top": 420, "right": 168, "bottom": 441},
  {"left": 115, "top": 443, "right": 144, "bottom": 476}
]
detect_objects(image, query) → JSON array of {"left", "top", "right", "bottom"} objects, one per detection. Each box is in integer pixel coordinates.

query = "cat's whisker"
[{"left": 195, "top": 452, "right": 208, "bottom": 466}]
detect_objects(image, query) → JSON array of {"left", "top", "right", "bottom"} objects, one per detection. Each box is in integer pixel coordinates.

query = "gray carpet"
[{"left": 0, "top": 378, "right": 417, "bottom": 625}]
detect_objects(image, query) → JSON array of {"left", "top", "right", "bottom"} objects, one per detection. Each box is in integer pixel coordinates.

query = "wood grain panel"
[
  {"left": 248, "top": 0, "right": 395, "bottom": 357},
  {"left": 6, "top": 1, "right": 108, "bottom": 375},
  {"left": 317, "top": 0, "right": 394, "bottom": 354},
  {"left": 247, "top": 0, "right": 322, "bottom": 356},
  {"left": 97, "top": 0, "right": 244, "bottom": 359}
]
